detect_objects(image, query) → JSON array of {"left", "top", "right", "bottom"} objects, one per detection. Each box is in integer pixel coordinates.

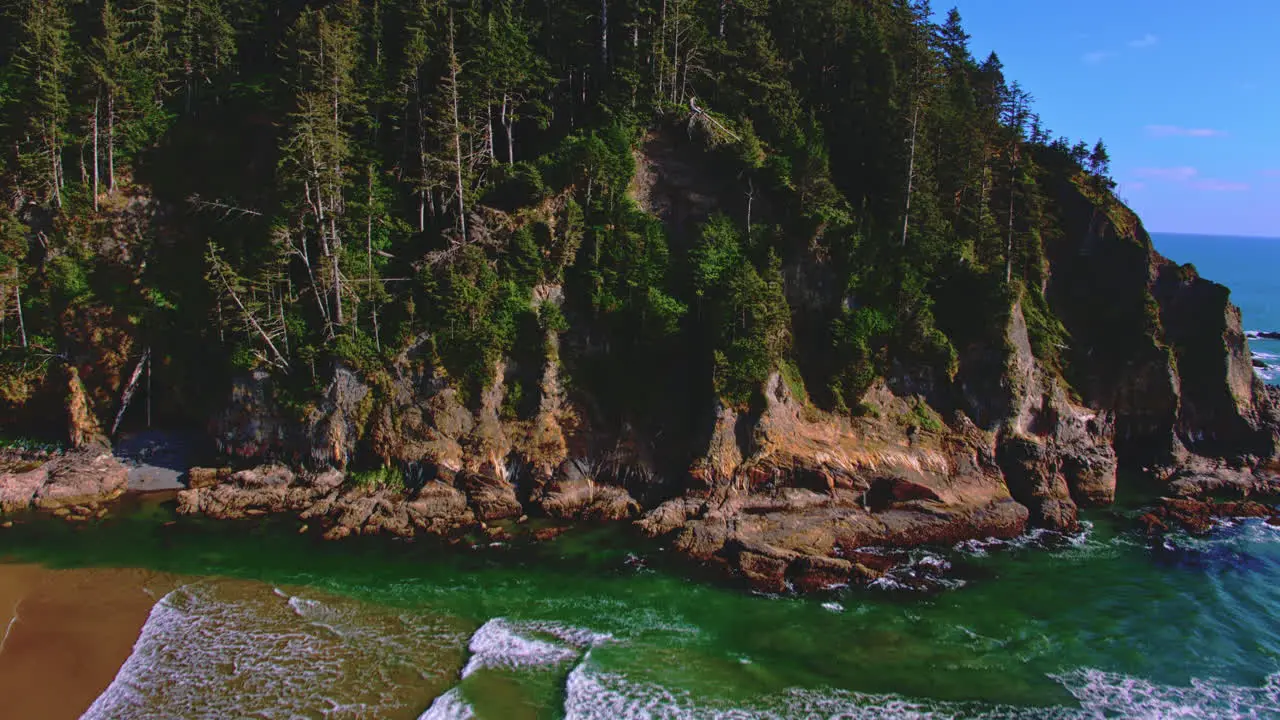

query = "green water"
[{"left": 6, "top": 496, "right": 1280, "bottom": 718}]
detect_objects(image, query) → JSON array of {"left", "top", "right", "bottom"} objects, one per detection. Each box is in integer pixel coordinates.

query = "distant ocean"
[{"left": 1151, "top": 232, "right": 1280, "bottom": 385}]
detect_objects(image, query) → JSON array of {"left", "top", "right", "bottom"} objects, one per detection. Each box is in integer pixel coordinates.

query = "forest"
[{"left": 0, "top": 0, "right": 1118, "bottom": 463}]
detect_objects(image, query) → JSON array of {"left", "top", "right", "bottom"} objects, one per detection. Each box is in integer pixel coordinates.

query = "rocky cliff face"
[
  {"left": 159, "top": 152, "right": 1280, "bottom": 593},
  {"left": 7, "top": 141, "right": 1278, "bottom": 597}
]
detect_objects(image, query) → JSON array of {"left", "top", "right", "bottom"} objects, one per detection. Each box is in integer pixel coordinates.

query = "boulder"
[
  {"left": 996, "top": 434, "right": 1078, "bottom": 531},
  {"left": 1138, "top": 496, "right": 1276, "bottom": 535},
  {"left": 0, "top": 466, "right": 48, "bottom": 514},
  {"left": 33, "top": 452, "right": 127, "bottom": 511}
]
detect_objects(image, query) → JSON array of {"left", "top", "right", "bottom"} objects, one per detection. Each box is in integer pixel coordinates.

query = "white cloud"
[
  {"left": 1131, "top": 167, "right": 1249, "bottom": 192},
  {"left": 1128, "top": 34, "right": 1158, "bottom": 49},
  {"left": 1145, "top": 125, "right": 1227, "bottom": 138},
  {"left": 1082, "top": 50, "right": 1113, "bottom": 65},
  {"left": 1135, "top": 166, "right": 1199, "bottom": 181},
  {"left": 1191, "top": 179, "right": 1250, "bottom": 192}
]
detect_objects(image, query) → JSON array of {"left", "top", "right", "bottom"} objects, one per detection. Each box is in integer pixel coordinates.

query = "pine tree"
[
  {"left": 279, "top": 0, "right": 361, "bottom": 334},
  {"left": 12, "top": 0, "right": 72, "bottom": 208}
]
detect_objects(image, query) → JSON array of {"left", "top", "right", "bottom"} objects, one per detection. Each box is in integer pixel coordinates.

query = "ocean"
[
  {"left": 3, "top": 498, "right": 1280, "bottom": 718},
  {"left": 1151, "top": 232, "right": 1280, "bottom": 384}
]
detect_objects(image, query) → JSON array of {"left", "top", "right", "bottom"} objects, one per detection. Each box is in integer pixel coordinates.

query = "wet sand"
[{"left": 0, "top": 564, "right": 175, "bottom": 719}]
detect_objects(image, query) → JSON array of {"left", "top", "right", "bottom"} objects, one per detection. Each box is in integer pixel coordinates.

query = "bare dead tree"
[
  {"left": 206, "top": 245, "right": 290, "bottom": 370},
  {"left": 110, "top": 347, "right": 150, "bottom": 435},
  {"left": 187, "top": 194, "right": 264, "bottom": 219}
]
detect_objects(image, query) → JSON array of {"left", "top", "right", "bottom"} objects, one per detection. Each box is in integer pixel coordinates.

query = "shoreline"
[{"left": 0, "top": 564, "right": 177, "bottom": 719}]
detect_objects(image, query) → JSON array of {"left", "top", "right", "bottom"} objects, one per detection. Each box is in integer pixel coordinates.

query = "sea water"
[
  {"left": 2, "top": 503, "right": 1280, "bottom": 719},
  {"left": 1152, "top": 232, "right": 1280, "bottom": 384}
]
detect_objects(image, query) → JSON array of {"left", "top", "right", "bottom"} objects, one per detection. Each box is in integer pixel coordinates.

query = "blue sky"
[{"left": 944, "top": 0, "right": 1280, "bottom": 237}]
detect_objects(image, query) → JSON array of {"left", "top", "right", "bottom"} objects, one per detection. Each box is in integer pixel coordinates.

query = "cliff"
[{"left": 49, "top": 140, "right": 1263, "bottom": 593}]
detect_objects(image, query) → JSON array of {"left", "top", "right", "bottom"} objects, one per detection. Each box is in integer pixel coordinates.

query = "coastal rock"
[
  {"left": 996, "top": 435, "right": 1078, "bottom": 531},
  {"left": 33, "top": 452, "right": 128, "bottom": 511},
  {"left": 788, "top": 555, "right": 856, "bottom": 593},
  {"left": 405, "top": 481, "right": 475, "bottom": 534},
  {"left": 0, "top": 466, "right": 48, "bottom": 514},
  {"left": 1138, "top": 497, "right": 1275, "bottom": 535},
  {"left": 177, "top": 464, "right": 480, "bottom": 540},
  {"left": 534, "top": 460, "right": 641, "bottom": 521},
  {"left": 211, "top": 371, "right": 289, "bottom": 460},
  {"left": 642, "top": 372, "right": 1030, "bottom": 590},
  {"left": 185, "top": 467, "right": 229, "bottom": 490},
  {"left": 306, "top": 366, "right": 372, "bottom": 470},
  {"left": 324, "top": 489, "right": 414, "bottom": 540},
  {"left": 460, "top": 473, "right": 523, "bottom": 521},
  {"left": 66, "top": 367, "right": 108, "bottom": 450}
]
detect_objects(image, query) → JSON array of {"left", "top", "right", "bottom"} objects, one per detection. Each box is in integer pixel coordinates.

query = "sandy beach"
[{"left": 0, "top": 564, "right": 175, "bottom": 719}]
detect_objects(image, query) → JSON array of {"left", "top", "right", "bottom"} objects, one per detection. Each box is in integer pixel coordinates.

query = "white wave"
[
  {"left": 954, "top": 521, "right": 1096, "bottom": 558},
  {"left": 82, "top": 582, "right": 466, "bottom": 720},
  {"left": 0, "top": 600, "right": 20, "bottom": 658},
  {"left": 1161, "top": 517, "right": 1280, "bottom": 553},
  {"left": 460, "top": 617, "right": 609, "bottom": 678},
  {"left": 564, "top": 657, "right": 1280, "bottom": 720},
  {"left": 821, "top": 601, "right": 844, "bottom": 613},
  {"left": 418, "top": 687, "right": 475, "bottom": 720},
  {"left": 1053, "top": 667, "right": 1280, "bottom": 719},
  {"left": 1252, "top": 351, "right": 1280, "bottom": 361},
  {"left": 865, "top": 549, "right": 966, "bottom": 592},
  {"left": 561, "top": 657, "right": 1068, "bottom": 719}
]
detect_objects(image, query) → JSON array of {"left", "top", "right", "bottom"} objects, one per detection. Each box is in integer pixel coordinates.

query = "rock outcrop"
[
  {"left": 176, "top": 465, "right": 476, "bottom": 540},
  {"left": 638, "top": 373, "right": 1029, "bottom": 592},
  {"left": 0, "top": 450, "right": 128, "bottom": 518}
]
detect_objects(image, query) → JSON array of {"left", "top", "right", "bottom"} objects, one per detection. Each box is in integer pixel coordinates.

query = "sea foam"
[
  {"left": 418, "top": 687, "right": 476, "bottom": 720},
  {"left": 457, "top": 616, "right": 614, "bottom": 678},
  {"left": 82, "top": 581, "right": 465, "bottom": 719},
  {"left": 561, "top": 658, "right": 1280, "bottom": 720}
]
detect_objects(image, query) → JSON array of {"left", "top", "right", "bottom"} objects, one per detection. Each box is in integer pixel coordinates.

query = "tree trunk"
[
  {"left": 600, "top": 0, "right": 608, "bottom": 67},
  {"left": 366, "top": 166, "right": 375, "bottom": 334},
  {"left": 449, "top": 13, "right": 467, "bottom": 241},
  {"left": 331, "top": 216, "right": 344, "bottom": 326},
  {"left": 486, "top": 102, "right": 495, "bottom": 162},
  {"left": 48, "top": 128, "right": 61, "bottom": 209},
  {"left": 502, "top": 94, "right": 515, "bottom": 165},
  {"left": 92, "top": 97, "right": 100, "bottom": 211},
  {"left": 901, "top": 102, "right": 920, "bottom": 248},
  {"left": 110, "top": 348, "right": 150, "bottom": 436},
  {"left": 14, "top": 281, "right": 24, "bottom": 348},
  {"left": 1006, "top": 163, "right": 1016, "bottom": 284},
  {"left": 671, "top": 0, "right": 681, "bottom": 104},
  {"left": 107, "top": 92, "right": 116, "bottom": 194}
]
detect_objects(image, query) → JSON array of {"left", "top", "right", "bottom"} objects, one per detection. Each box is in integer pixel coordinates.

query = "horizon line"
[{"left": 1149, "top": 229, "right": 1280, "bottom": 241}]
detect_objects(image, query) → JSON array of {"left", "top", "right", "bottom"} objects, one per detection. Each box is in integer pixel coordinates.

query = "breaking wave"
[
  {"left": 558, "top": 658, "right": 1280, "bottom": 719},
  {"left": 82, "top": 581, "right": 466, "bottom": 719}
]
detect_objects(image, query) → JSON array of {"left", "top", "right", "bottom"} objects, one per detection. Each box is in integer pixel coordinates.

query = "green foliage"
[
  {"left": 689, "top": 214, "right": 742, "bottom": 300},
  {"left": 423, "top": 246, "right": 531, "bottom": 403},
  {"left": 830, "top": 306, "right": 892, "bottom": 411},
  {"left": 0, "top": 0, "right": 1114, "bottom": 448},
  {"left": 906, "top": 399, "right": 943, "bottom": 433},
  {"left": 708, "top": 250, "right": 792, "bottom": 407},
  {"left": 348, "top": 465, "right": 406, "bottom": 492},
  {"left": 48, "top": 254, "right": 92, "bottom": 305},
  {"left": 1019, "top": 282, "right": 1072, "bottom": 379},
  {"left": 537, "top": 302, "right": 569, "bottom": 335},
  {"left": 780, "top": 358, "right": 809, "bottom": 407}
]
